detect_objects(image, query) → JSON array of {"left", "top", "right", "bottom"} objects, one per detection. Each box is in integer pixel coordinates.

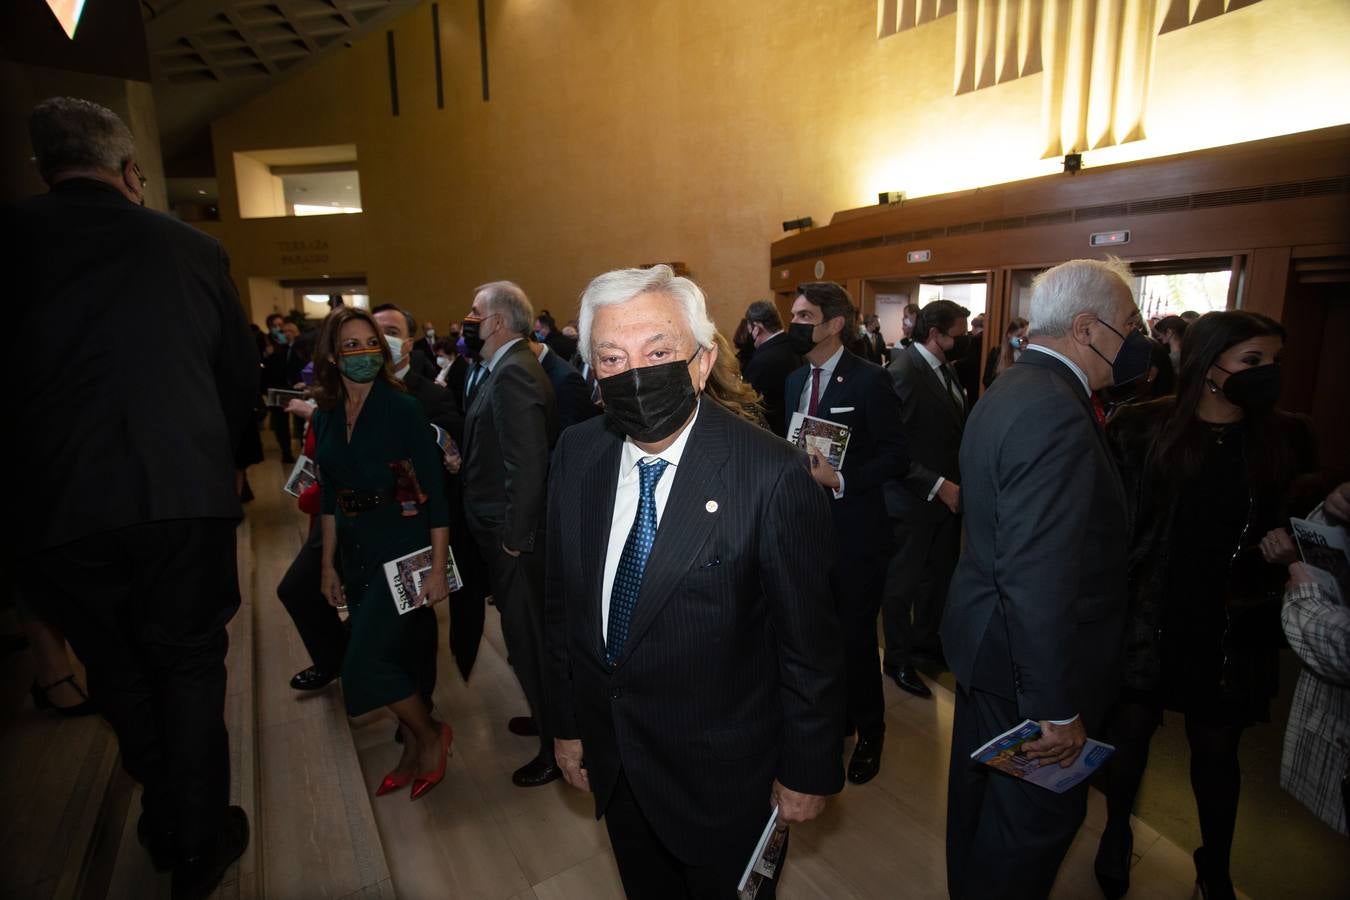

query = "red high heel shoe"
[
  {"left": 410, "top": 722, "right": 453, "bottom": 801},
  {"left": 375, "top": 770, "right": 413, "bottom": 796}
]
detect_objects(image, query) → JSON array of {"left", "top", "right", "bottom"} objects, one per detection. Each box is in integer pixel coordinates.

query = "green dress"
[{"left": 313, "top": 377, "right": 449, "bottom": 716}]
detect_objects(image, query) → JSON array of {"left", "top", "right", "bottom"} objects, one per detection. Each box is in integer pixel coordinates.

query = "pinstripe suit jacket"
[{"left": 544, "top": 399, "right": 845, "bottom": 864}]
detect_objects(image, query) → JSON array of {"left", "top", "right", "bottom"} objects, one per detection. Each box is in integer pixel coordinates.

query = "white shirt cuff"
[
  {"left": 832, "top": 471, "right": 845, "bottom": 500},
  {"left": 1047, "top": 714, "right": 1080, "bottom": 726},
  {"left": 926, "top": 476, "right": 945, "bottom": 502}
]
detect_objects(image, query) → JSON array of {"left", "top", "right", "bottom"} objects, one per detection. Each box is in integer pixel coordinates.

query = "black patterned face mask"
[{"left": 598, "top": 351, "right": 702, "bottom": 443}]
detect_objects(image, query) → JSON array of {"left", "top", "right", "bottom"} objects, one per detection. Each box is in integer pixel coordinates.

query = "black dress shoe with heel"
[
  {"left": 847, "top": 735, "right": 884, "bottom": 785},
  {"left": 883, "top": 664, "right": 932, "bottom": 699},
  {"left": 512, "top": 754, "right": 562, "bottom": 787},
  {"left": 1193, "top": 847, "right": 1236, "bottom": 900},
  {"left": 289, "top": 666, "right": 337, "bottom": 691},
  {"left": 1093, "top": 824, "right": 1132, "bottom": 899}
]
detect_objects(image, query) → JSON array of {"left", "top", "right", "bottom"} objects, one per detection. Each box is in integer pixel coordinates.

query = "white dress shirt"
[
  {"left": 600, "top": 402, "right": 701, "bottom": 636},
  {"left": 796, "top": 345, "right": 847, "bottom": 499},
  {"left": 912, "top": 341, "right": 965, "bottom": 502},
  {"left": 1024, "top": 344, "right": 1090, "bottom": 396}
]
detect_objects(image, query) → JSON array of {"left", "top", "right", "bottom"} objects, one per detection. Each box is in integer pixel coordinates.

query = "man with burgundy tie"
[
  {"left": 545, "top": 265, "right": 845, "bottom": 899},
  {"left": 785, "top": 282, "right": 910, "bottom": 786}
]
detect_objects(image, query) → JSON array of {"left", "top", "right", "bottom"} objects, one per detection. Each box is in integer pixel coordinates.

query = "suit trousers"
[
  {"left": 832, "top": 554, "right": 888, "bottom": 739},
  {"left": 881, "top": 510, "right": 960, "bottom": 668},
  {"left": 946, "top": 685, "right": 1088, "bottom": 900},
  {"left": 472, "top": 527, "right": 553, "bottom": 761},
  {"left": 277, "top": 519, "right": 348, "bottom": 673},
  {"left": 605, "top": 768, "right": 781, "bottom": 900},
  {"left": 268, "top": 407, "right": 294, "bottom": 461},
  {"left": 19, "top": 518, "right": 240, "bottom": 858}
]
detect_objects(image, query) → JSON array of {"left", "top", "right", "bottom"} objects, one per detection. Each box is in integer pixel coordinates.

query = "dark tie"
[
  {"left": 808, "top": 367, "right": 823, "bottom": 416},
  {"left": 606, "top": 458, "right": 670, "bottom": 665},
  {"left": 940, "top": 364, "right": 965, "bottom": 413},
  {"left": 465, "top": 363, "right": 487, "bottom": 406}
]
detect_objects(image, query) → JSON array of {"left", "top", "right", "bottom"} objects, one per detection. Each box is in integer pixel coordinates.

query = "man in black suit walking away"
[
  {"left": 942, "top": 259, "right": 1149, "bottom": 899},
  {"left": 881, "top": 299, "right": 973, "bottom": 699},
  {"left": 546, "top": 265, "right": 844, "bottom": 899},
  {"left": 9, "top": 98, "right": 257, "bottom": 899},
  {"left": 741, "top": 299, "right": 802, "bottom": 438},
  {"left": 461, "top": 281, "right": 561, "bottom": 786},
  {"left": 529, "top": 334, "right": 601, "bottom": 436},
  {"left": 785, "top": 282, "right": 909, "bottom": 786}
]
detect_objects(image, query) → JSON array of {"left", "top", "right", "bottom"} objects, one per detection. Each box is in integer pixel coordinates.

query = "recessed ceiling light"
[{"left": 197, "top": 189, "right": 207, "bottom": 195}]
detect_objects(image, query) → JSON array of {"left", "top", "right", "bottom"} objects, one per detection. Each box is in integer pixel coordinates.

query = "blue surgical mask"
[
  {"left": 271, "top": 326, "right": 287, "bottom": 345},
  {"left": 1010, "top": 336, "right": 1025, "bottom": 350}
]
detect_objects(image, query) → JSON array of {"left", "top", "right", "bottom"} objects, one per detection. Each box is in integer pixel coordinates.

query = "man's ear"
[{"left": 1070, "top": 311, "right": 1096, "bottom": 346}]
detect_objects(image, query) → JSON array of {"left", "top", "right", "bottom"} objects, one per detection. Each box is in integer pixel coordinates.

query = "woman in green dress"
[{"left": 313, "top": 306, "right": 453, "bottom": 801}]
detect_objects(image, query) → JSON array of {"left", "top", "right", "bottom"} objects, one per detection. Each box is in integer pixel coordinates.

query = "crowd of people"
[{"left": 11, "top": 96, "right": 1349, "bottom": 900}]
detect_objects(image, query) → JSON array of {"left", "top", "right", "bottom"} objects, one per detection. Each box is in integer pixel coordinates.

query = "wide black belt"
[{"left": 336, "top": 488, "right": 390, "bottom": 516}]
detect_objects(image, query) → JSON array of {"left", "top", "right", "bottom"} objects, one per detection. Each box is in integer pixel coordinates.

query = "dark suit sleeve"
[
  {"left": 403, "top": 396, "right": 449, "bottom": 529},
  {"left": 993, "top": 394, "right": 1098, "bottom": 722},
  {"left": 891, "top": 358, "right": 943, "bottom": 500},
  {"left": 490, "top": 361, "right": 551, "bottom": 552},
  {"left": 760, "top": 454, "right": 846, "bottom": 795},
  {"left": 543, "top": 432, "right": 578, "bottom": 739},
  {"left": 213, "top": 246, "right": 261, "bottom": 458},
  {"left": 556, "top": 368, "right": 597, "bottom": 432},
  {"left": 843, "top": 370, "right": 910, "bottom": 498},
  {"left": 417, "top": 376, "right": 464, "bottom": 439}
]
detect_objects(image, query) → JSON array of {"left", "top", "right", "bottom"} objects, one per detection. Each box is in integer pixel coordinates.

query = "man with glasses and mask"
[
  {"left": 942, "top": 258, "right": 1146, "bottom": 899},
  {"left": 460, "top": 282, "right": 560, "bottom": 787},
  {"left": 545, "top": 265, "right": 844, "bottom": 899},
  {"left": 784, "top": 282, "right": 909, "bottom": 787},
  {"left": 10, "top": 97, "right": 257, "bottom": 899},
  {"left": 881, "top": 299, "right": 974, "bottom": 700}
]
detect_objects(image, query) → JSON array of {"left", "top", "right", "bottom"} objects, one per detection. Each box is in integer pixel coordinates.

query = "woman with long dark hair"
[
  {"left": 312, "top": 307, "right": 454, "bottom": 801},
  {"left": 983, "top": 316, "right": 1028, "bottom": 387},
  {"left": 1094, "top": 311, "right": 1319, "bottom": 900}
]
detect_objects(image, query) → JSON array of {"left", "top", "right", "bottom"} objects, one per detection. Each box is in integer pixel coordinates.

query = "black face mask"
[
  {"left": 598, "top": 352, "right": 701, "bottom": 443},
  {"left": 1091, "top": 319, "right": 1152, "bottom": 387},
  {"left": 1215, "top": 362, "right": 1281, "bottom": 414},
  {"left": 787, "top": 321, "right": 818, "bottom": 355},
  {"left": 946, "top": 333, "right": 977, "bottom": 361},
  {"left": 461, "top": 317, "right": 485, "bottom": 356}
]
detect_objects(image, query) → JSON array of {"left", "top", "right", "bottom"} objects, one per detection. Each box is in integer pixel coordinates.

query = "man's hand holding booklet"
[{"left": 971, "top": 720, "right": 1115, "bottom": 794}]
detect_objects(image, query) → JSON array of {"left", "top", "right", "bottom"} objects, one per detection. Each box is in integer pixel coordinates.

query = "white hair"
[
  {"left": 578, "top": 265, "right": 716, "bottom": 360},
  {"left": 1028, "top": 258, "right": 1136, "bottom": 338},
  {"left": 475, "top": 280, "right": 534, "bottom": 335}
]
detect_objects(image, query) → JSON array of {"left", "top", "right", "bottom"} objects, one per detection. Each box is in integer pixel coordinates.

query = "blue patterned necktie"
[{"left": 606, "top": 457, "right": 670, "bottom": 665}]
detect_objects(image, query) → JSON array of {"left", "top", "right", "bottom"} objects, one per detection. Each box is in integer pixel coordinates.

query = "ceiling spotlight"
[
  {"left": 197, "top": 189, "right": 207, "bottom": 195},
  {"left": 878, "top": 190, "right": 905, "bottom": 205},
  {"left": 1063, "top": 153, "right": 1083, "bottom": 175},
  {"left": 782, "top": 216, "right": 813, "bottom": 232}
]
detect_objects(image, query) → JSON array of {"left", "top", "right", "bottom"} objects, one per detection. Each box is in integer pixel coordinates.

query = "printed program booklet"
[
  {"left": 1291, "top": 514, "right": 1349, "bottom": 604},
  {"left": 282, "top": 455, "right": 318, "bottom": 498},
  {"left": 970, "top": 719, "right": 1115, "bottom": 794},
  {"left": 737, "top": 806, "right": 786, "bottom": 900},
  {"left": 265, "top": 388, "right": 306, "bottom": 408},
  {"left": 383, "top": 546, "right": 463, "bottom": 615},
  {"left": 787, "top": 412, "right": 851, "bottom": 470}
]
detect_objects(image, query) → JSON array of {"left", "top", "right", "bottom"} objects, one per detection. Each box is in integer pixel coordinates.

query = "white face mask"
[
  {"left": 384, "top": 333, "right": 406, "bottom": 365},
  {"left": 903, "top": 318, "right": 914, "bottom": 329},
  {"left": 436, "top": 355, "right": 451, "bottom": 369}
]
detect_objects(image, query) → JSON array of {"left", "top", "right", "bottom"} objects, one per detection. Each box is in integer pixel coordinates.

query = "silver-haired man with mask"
[{"left": 544, "top": 265, "right": 845, "bottom": 898}]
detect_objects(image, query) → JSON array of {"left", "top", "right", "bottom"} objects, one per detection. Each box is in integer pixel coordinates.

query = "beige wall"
[
  {"left": 205, "top": 0, "right": 1350, "bottom": 336},
  {"left": 233, "top": 153, "right": 286, "bottom": 219}
]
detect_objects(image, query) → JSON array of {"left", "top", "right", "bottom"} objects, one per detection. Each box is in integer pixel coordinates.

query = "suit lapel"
[
  {"left": 911, "top": 345, "right": 964, "bottom": 426},
  {"left": 614, "top": 404, "right": 729, "bottom": 666},
  {"left": 816, "top": 348, "right": 857, "bottom": 412},
  {"left": 581, "top": 431, "right": 624, "bottom": 661}
]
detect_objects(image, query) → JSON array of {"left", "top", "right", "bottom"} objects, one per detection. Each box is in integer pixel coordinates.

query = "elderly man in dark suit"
[
  {"left": 9, "top": 97, "right": 257, "bottom": 899},
  {"left": 546, "top": 265, "right": 844, "bottom": 899},
  {"left": 881, "top": 299, "right": 973, "bottom": 699},
  {"left": 741, "top": 299, "right": 801, "bottom": 437},
  {"left": 461, "top": 281, "right": 560, "bottom": 786},
  {"left": 785, "top": 282, "right": 909, "bottom": 785},
  {"left": 941, "top": 258, "right": 1145, "bottom": 899}
]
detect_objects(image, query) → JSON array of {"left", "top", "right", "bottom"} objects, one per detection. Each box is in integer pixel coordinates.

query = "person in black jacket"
[
  {"left": 1094, "top": 311, "right": 1319, "bottom": 900},
  {"left": 9, "top": 97, "right": 256, "bottom": 898},
  {"left": 786, "top": 282, "right": 910, "bottom": 786},
  {"left": 546, "top": 265, "right": 843, "bottom": 899},
  {"left": 742, "top": 300, "right": 802, "bottom": 438},
  {"left": 529, "top": 335, "right": 601, "bottom": 437}
]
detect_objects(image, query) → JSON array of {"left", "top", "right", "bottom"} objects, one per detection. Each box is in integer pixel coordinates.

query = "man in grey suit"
[
  {"left": 461, "top": 281, "right": 560, "bottom": 786},
  {"left": 881, "top": 299, "right": 972, "bottom": 699},
  {"left": 941, "top": 259, "right": 1148, "bottom": 899}
]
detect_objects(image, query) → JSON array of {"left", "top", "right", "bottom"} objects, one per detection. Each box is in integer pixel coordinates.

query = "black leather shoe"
[
  {"left": 512, "top": 755, "right": 562, "bottom": 787},
  {"left": 847, "top": 735, "right": 883, "bottom": 785},
  {"left": 883, "top": 664, "right": 932, "bottom": 699},
  {"left": 289, "top": 666, "right": 337, "bottom": 691},
  {"left": 137, "top": 813, "right": 177, "bottom": 873},
  {"left": 171, "top": 806, "right": 249, "bottom": 900},
  {"left": 1193, "top": 847, "right": 1236, "bottom": 900},
  {"left": 508, "top": 716, "right": 540, "bottom": 737},
  {"left": 1094, "top": 824, "right": 1132, "bottom": 899}
]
